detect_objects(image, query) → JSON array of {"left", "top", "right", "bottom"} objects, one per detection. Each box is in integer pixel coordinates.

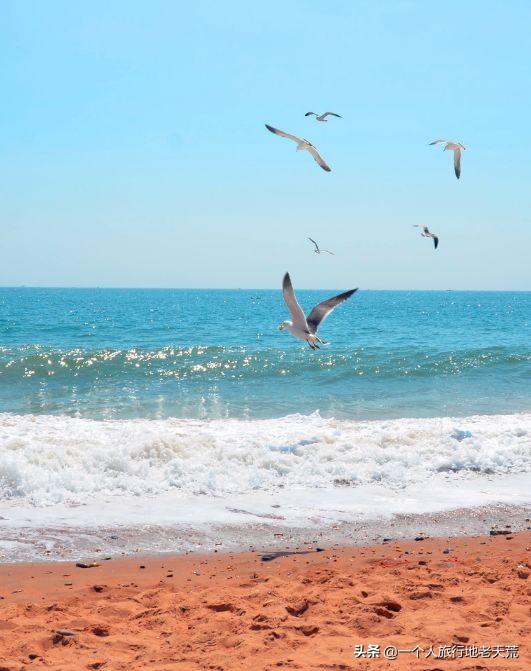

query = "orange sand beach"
[{"left": 0, "top": 531, "right": 529, "bottom": 671}]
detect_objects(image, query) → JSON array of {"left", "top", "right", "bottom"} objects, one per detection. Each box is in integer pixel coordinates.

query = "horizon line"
[{"left": 0, "top": 285, "right": 530, "bottom": 293}]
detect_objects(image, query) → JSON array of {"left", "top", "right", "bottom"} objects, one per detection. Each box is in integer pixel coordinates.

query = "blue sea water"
[
  {"left": 0, "top": 287, "right": 529, "bottom": 420},
  {"left": 0, "top": 286, "right": 530, "bottom": 546}
]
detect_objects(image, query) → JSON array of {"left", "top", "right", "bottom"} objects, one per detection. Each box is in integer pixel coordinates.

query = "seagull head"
[{"left": 278, "top": 320, "right": 291, "bottom": 331}]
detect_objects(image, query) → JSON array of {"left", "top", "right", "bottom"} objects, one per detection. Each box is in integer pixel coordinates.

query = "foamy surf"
[{"left": 0, "top": 411, "right": 529, "bottom": 507}]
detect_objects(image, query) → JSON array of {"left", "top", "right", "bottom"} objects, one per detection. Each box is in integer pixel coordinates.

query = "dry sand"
[{"left": 0, "top": 532, "right": 529, "bottom": 670}]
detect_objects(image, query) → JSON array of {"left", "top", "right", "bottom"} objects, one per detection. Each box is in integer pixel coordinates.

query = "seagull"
[
  {"left": 305, "top": 112, "right": 342, "bottom": 122},
  {"left": 429, "top": 140, "right": 466, "bottom": 179},
  {"left": 278, "top": 273, "right": 357, "bottom": 349},
  {"left": 265, "top": 124, "right": 331, "bottom": 172},
  {"left": 414, "top": 225, "right": 439, "bottom": 250},
  {"left": 308, "top": 237, "right": 334, "bottom": 255}
]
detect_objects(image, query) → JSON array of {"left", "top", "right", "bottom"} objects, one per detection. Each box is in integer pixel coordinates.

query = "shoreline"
[
  {"left": 1, "top": 530, "right": 529, "bottom": 669},
  {"left": 1, "top": 498, "right": 530, "bottom": 564}
]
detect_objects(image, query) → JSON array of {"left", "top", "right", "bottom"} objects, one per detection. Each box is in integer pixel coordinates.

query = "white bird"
[
  {"left": 278, "top": 273, "right": 357, "bottom": 349},
  {"left": 414, "top": 225, "right": 439, "bottom": 250},
  {"left": 429, "top": 140, "right": 466, "bottom": 179},
  {"left": 308, "top": 237, "right": 334, "bottom": 255},
  {"left": 265, "top": 124, "right": 331, "bottom": 172},
  {"left": 305, "top": 112, "right": 342, "bottom": 122}
]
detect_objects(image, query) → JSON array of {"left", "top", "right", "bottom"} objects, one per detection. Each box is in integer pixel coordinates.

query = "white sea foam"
[{"left": 0, "top": 411, "right": 529, "bottom": 507}]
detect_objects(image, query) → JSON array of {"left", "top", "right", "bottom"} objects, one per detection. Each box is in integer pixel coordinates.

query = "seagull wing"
[
  {"left": 433, "top": 236, "right": 439, "bottom": 250},
  {"left": 282, "top": 273, "right": 309, "bottom": 331},
  {"left": 322, "top": 249, "right": 335, "bottom": 255},
  {"left": 306, "top": 145, "right": 331, "bottom": 172},
  {"left": 321, "top": 112, "right": 342, "bottom": 119},
  {"left": 308, "top": 237, "right": 319, "bottom": 252},
  {"left": 429, "top": 139, "right": 447, "bottom": 145},
  {"left": 305, "top": 112, "right": 316, "bottom": 117},
  {"left": 306, "top": 289, "right": 358, "bottom": 334},
  {"left": 454, "top": 148, "right": 461, "bottom": 179},
  {"left": 265, "top": 124, "right": 303, "bottom": 145}
]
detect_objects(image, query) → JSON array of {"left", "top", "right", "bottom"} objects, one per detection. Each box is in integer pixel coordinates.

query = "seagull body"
[
  {"left": 308, "top": 237, "right": 334, "bottom": 255},
  {"left": 278, "top": 273, "right": 357, "bottom": 349},
  {"left": 429, "top": 139, "right": 466, "bottom": 179},
  {"left": 305, "top": 112, "right": 342, "bottom": 122},
  {"left": 414, "top": 225, "right": 439, "bottom": 249},
  {"left": 265, "top": 124, "right": 331, "bottom": 171}
]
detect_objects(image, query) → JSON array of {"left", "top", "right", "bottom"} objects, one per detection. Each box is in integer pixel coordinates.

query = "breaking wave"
[{"left": 0, "top": 411, "right": 529, "bottom": 506}]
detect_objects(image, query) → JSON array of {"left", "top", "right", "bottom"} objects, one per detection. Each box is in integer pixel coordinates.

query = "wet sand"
[
  {"left": 2, "top": 499, "right": 529, "bottom": 563},
  {"left": 1, "top": 531, "right": 529, "bottom": 670}
]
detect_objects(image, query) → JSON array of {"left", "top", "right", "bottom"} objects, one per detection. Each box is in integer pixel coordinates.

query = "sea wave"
[
  {"left": 0, "top": 411, "right": 529, "bottom": 506},
  {"left": 0, "top": 344, "right": 528, "bottom": 383}
]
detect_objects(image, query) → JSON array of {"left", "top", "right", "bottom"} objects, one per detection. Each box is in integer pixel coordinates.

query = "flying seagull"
[
  {"left": 429, "top": 140, "right": 466, "bottom": 179},
  {"left": 308, "top": 237, "right": 334, "bottom": 255},
  {"left": 305, "top": 112, "right": 342, "bottom": 122},
  {"left": 414, "top": 225, "right": 439, "bottom": 250},
  {"left": 265, "top": 124, "right": 331, "bottom": 172},
  {"left": 278, "top": 272, "right": 357, "bottom": 349}
]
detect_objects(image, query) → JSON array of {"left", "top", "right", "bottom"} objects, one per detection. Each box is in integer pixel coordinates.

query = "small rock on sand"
[{"left": 76, "top": 562, "right": 100, "bottom": 569}]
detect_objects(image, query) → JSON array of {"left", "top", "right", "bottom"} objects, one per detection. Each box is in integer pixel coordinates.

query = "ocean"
[{"left": 0, "top": 288, "right": 530, "bottom": 560}]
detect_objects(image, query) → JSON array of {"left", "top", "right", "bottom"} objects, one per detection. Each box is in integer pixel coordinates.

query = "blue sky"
[{"left": 1, "top": 0, "right": 530, "bottom": 289}]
